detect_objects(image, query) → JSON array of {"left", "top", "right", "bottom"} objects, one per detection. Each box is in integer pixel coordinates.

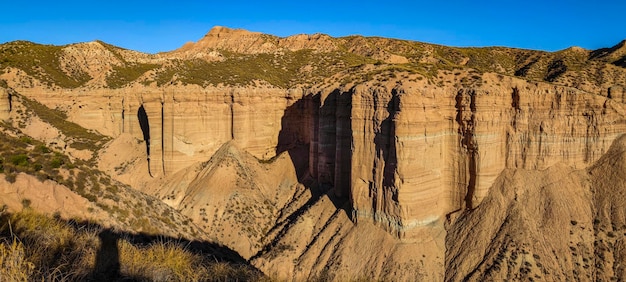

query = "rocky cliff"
[{"left": 1, "top": 27, "right": 626, "bottom": 280}]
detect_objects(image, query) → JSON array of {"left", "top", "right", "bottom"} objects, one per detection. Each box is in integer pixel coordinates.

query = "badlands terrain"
[{"left": 1, "top": 26, "right": 626, "bottom": 280}]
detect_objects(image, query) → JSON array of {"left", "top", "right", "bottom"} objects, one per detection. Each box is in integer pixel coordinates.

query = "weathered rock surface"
[
  {"left": 445, "top": 134, "right": 626, "bottom": 281},
  {"left": 177, "top": 26, "right": 340, "bottom": 55},
  {"left": 0, "top": 87, "right": 9, "bottom": 120}
]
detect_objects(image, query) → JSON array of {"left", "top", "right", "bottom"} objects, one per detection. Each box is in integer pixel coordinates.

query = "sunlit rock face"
[
  {"left": 11, "top": 69, "right": 626, "bottom": 239},
  {"left": 347, "top": 76, "right": 625, "bottom": 237}
]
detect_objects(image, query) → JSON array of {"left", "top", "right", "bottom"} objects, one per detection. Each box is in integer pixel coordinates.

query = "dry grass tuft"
[{"left": 0, "top": 239, "right": 35, "bottom": 281}]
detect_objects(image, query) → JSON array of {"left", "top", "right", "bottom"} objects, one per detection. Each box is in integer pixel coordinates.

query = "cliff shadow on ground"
[{"left": 0, "top": 211, "right": 261, "bottom": 281}]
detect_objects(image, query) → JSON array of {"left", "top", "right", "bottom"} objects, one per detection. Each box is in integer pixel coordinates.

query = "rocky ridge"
[{"left": 0, "top": 27, "right": 625, "bottom": 280}]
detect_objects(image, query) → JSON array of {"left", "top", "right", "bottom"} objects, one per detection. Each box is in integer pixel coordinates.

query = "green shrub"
[
  {"left": 10, "top": 154, "right": 28, "bottom": 167},
  {"left": 35, "top": 145, "right": 50, "bottom": 154},
  {"left": 4, "top": 173, "right": 16, "bottom": 183},
  {"left": 49, "top": 156, "right": 63, "bottom": 169},
  {"left": 20, "top": 199, "right": 31, "bottom": 209}
]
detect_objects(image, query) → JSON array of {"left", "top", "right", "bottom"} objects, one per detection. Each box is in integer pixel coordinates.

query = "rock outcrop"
[
  {"left": 176, "top": 26, "right": 340, "bottom": 55},
  {"left": 0, "top": 87, "right": 10, "bottom": 120}
]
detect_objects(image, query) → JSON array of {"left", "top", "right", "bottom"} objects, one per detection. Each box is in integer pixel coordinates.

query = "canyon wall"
[
  {"left": 349, "top": 74, "right": 626, "bottom": 237},
  {"left": 12, "top": 71, "right": 626, "bottom": 237},
  {"left": 16, "top": 85, "right": 288, "bottom": 176}
]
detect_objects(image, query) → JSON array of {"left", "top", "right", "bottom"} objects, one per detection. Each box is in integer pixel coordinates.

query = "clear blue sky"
[{"left": 1, "top": 0, "right": 624, "bottom": 54}]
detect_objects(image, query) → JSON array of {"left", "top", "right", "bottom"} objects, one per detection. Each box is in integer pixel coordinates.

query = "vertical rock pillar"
[{"left": 0, "top": 88, "right": 11, "bottom": 121}]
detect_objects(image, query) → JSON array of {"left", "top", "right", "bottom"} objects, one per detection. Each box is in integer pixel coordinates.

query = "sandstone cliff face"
[
  {"left": 347, "top": 74, "right": 626, "bottom": 237},
  {"left": 13, "top": 85, "right": 288, "bottom": 177},
  {"left": 445, "top": 135, "right": 626, "bottom": 281},
  {"left": 13, "top": 70, "right": 626, "bottom": 240}
]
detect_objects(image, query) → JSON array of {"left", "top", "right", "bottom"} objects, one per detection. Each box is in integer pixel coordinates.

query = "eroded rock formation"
[
  {"left": 1, "top": 27, "right": 626, "bottom": 280},
  {"left": 13, "top": 72, "right": 626, "bottom": 237}
]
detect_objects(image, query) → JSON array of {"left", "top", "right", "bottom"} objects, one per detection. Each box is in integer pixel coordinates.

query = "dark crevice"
[
  {"left": 464, "top": 152, "right": 478, "bottom": 210},
  {"left": 137, "top": 105, "right": 152, "bottom": 177},
  {"left": 375, "top": 91, "right": 399, "bottom": 200},
  {"left": 7, "top": 91, "right": 12, "bottom": 112},
  {"left": 455, "top": 89, "right": 478, "bottom": 210},
  {"left": 469, "top": 89, "right": 477, "bottom": 112},
  {"left": 161, "top": 101, "right": 165, "bottom": 175},
  {"left": 511, "top": 87, "right": 520, "bottom": 129},
  {"left": 121, "top": 98, "right": 125, "bottom": 133},
  {"left": 511, "top": 87, "right": 520, "bottom": 111},
  {"left": 230, "top": 91, "right": 235, "bottom": 140}
]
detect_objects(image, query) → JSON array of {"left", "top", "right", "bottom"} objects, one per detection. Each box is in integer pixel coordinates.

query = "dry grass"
[
  {"left": 0, "top": 209, "right": 264, "bottom": 281},
  {"left": 0, "top": 239, "right": 35, "bottom": 281},
  {"left": 0, "top": 209, "right": 96, "bottom": 280}
]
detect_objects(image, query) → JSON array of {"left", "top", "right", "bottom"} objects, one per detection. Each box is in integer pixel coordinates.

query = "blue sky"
[{"left": 1, "top": 1, "right": 624, "bottom": 54}]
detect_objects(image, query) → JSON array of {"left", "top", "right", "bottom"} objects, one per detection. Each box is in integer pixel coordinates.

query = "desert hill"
[{"left": 0, "top": 26, "right": 625, "bottom": 280}]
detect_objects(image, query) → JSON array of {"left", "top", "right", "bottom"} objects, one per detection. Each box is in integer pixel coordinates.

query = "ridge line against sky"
[{"left": 1, "top": 0, "right": 625, "bottom": 54}]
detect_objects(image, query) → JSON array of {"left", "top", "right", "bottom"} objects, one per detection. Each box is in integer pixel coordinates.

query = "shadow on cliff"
[
  {"left": 137, "top": 105, "right": 152, "bottom": 177},
  {"left": 374, "top": 91, "right": 399, "bottom": 199},
  {"left": 276, "top": 90, "right": 352, "bottom": 214}
]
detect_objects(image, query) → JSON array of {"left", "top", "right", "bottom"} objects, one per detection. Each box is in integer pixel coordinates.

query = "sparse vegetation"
[
  {"left": 0, "top": 41, "right": 91, "bottom": 88},
  {"left": 1, "top": 34, "right": 624, "bottom": 90},
  {"left": 0, "top": 130, "right": 71, "bottom": 184},
  {"left": 107, "top": 63, "right": 160, "bottom": 88},
  {"left": 0, "top": 126, "right": 183, "bottom": 235},
  {"left": 95, "top": 40, "right": 161, "bottom": 88},
  {"left": 147, "top": 49, "right": 374, "bottom": 88}
]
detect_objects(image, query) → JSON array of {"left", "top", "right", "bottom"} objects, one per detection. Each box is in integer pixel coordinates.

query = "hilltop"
[{"left": 1, "top": 26, "right": 624, "bottom": 92}]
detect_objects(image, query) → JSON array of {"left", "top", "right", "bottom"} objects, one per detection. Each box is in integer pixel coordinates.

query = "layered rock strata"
[{"left": 11, "top": 70, "right": 626, "bottom": 239}]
